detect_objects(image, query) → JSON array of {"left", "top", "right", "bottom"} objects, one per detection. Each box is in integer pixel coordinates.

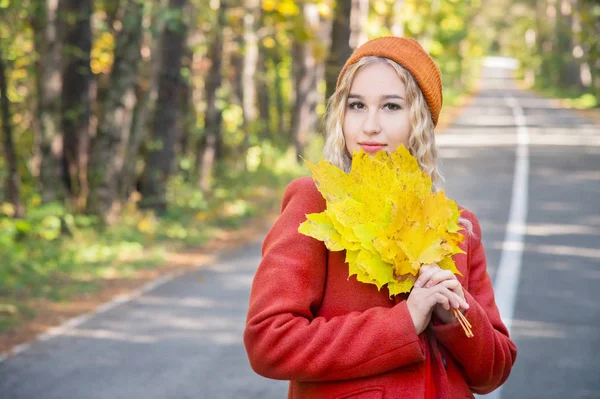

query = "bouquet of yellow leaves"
[{"left": 298, "top": 145, "right": 473, "bottom": 337}]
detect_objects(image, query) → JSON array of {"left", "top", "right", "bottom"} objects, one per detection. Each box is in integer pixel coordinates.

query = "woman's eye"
[
  {"left": 384, "top": 103, "right": 402, "bottom": 111},
  {"left": 348, "top": 101, "right": 365, "bottom": 110}
]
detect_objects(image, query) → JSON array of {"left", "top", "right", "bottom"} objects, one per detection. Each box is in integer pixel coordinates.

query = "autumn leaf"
[
  {"left": 298, "top": 145, "right": 465, "bottom": 295},
  {"left": 298, "top": 212, "right": 345, "bottom": 251}
]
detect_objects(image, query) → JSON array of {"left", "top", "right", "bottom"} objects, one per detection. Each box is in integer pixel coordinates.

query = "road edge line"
[
  {"left": 0, "top": 271, "right": 186, "bottom": 364},
  {"left": 478, "top": 95, "right": 530, "bottom": 399}
]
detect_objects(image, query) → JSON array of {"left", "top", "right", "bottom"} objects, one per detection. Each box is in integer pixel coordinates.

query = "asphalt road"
[{"left": 1, "top": 59, "right": 599, "bottom": 399}]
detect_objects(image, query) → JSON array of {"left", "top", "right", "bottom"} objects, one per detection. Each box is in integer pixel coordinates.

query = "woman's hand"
[
  {"left": 407, "top": 283, "right": 467, "bottom": 334},
  {"left": 414, "top": 264, "right": 469, "bottom": 324}
]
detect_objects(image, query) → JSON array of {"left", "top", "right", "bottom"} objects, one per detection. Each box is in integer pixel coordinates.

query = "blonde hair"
[{"left": 323, "top": 56, "right": 473, "bottom": 234}]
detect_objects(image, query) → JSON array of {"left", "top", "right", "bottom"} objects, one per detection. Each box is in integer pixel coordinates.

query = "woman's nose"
[{"left": 362, "top": 110, "right": 382, "bottom": 135}]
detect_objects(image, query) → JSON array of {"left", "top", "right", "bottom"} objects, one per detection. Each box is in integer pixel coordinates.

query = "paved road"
[
  {"left": 1, "top": 59, "right": 599, "bottom": 399},
  {"left": 440, "top": 59, "right": 600, "bottom": 399}
]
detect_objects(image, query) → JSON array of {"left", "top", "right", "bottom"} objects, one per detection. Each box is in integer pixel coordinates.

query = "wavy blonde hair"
[{"left": 323, "top": 56, "right": 473, "bottom": 235}]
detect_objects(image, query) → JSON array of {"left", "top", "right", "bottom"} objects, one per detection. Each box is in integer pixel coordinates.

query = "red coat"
[{"left": 244, "top": 177, "right": 517, "bottom": 398}]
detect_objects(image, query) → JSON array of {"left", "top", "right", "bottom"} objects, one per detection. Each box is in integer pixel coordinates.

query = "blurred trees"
[
  {"left": 0, "top": 0, "right": 597, "bottom": 228},
  {"left": 87, "top": 0, "right": 144, "bottom": 222},
  {"left": 479, "top": 0, "right": 600, "bottom": 100},
  {"left": 325, "top": 0, "right": 352, "bottom": 100},
  {"left": 61, "top": 0, "right": 92, "bottom": 204},
  {"left": 0, "top": 48, "right": 23, "bottom": 218},
  {"left": 139, "top": 0, "right": 189, "bottom": 212},
  {"left": 33, "top": 0, "right": 66, "bottom": 203}
]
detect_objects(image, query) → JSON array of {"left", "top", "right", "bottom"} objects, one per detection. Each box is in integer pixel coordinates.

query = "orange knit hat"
[{"left": 336, "top": 37, "right": 443, "bottom": 126}]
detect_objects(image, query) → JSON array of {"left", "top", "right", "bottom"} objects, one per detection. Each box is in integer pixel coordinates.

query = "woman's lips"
[{"left": 360, "top": 143, "right": 386, "bottom": 153}]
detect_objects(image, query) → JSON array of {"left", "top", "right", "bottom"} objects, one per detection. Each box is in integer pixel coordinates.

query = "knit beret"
[{"left": 336, "top": 37, "right": 443, "bottom": 126}]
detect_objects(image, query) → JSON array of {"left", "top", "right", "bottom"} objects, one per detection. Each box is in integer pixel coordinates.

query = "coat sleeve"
[
  {"left": 429, "top": 209, "right": 518, "bottom": 394},
  {"left": 244, "top": 177, "right": 425, "bottom": 382}
]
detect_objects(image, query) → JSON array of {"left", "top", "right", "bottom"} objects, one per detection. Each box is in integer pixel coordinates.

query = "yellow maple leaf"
[
  {"left": 298, "top": 212, "right": 345, "bottom": 252},
  {"left": 298, "top": 145, "right": 465, "bottom": 295}
]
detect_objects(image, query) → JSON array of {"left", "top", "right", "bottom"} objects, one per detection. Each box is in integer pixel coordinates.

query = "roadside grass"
[
  {"left": 546, "top": 88, "right": 599, "bottom": 125},
  {"left": 531, "top": 85, "right": 598, "bottom": 109},
  {"left": 518, "top": 79, "right": 600, "bottom": 124}
]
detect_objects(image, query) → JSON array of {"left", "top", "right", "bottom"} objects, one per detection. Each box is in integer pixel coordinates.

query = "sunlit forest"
[{"left": 0, "top": 0, "right": 598, "bottom": 332}]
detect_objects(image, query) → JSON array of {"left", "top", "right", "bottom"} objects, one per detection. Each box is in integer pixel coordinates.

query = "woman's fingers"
[
  {"left": 425, "top": 269, "right": 455, "bottom": 288},
  {"left": 410, "top": 281, "right": 470, "bottom": 329},
  {"left": 430, "top": 284, "right": 469, "bottom": 311},
  {"left": 440, "top": 279, "right": 467, "bottom": 304},
  {"left": 434, "top": 292, "right": 451, "bottom": 311},
  {"left": 415, "top": 264, "right": 438, "bottom": 288},
  {"left": 407, "top": 287, "right": 438, "bottom": 334},
  {"left": 416, "top": 265, "right": 467, "bottom": 305},
  {"left": 408, "top": 280, "right": 470, "bottom": 334},
  {"left": 416, "top": 264, "right": 458, "bottom": 289}
]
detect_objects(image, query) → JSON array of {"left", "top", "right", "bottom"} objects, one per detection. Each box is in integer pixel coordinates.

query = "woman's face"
[{"left": 342, "top": 62, "right": 411, "bottom": 156}]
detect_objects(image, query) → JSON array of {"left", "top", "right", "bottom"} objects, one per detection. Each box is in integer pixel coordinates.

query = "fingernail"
[{"left": 415, "top": 281, "right": 421, "bottom": 288}]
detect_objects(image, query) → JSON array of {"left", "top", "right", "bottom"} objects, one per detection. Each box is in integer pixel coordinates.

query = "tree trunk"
[
  {"left": 61, "top": 0, "right": 92, "bottom": 207},
  {"left": 291, "top": 4, "right": 319, "bottom": 162},
  {"left": 535, "top": 0, "right": 551, "bottom": 80},
  {"left": 592, "top": 6, "right": 600, "bottom": 101},
  {"left": 139, "top": 0, "right": 188, "bottom": 213},
  {"left": 390, "top": 0, "right": 405, "bottom": 36},
  {"left": 230, "top": 26, "right": 245, "bottom": 111},
  {"left": 198, "top": 0, "right": 226, "bottom": 193},
  {"left": 33, "top": 0, "right": 66, "bottom": 203},
  {"left": 0, "top": 49, "right": 24, "bottom": 218},
  {"left": 313, "top": 6, "right": 333, "bottom": 138},
  {"left": 119, "top": 0, "right": 169, "bottom": 201},
  {"left": 325, "top": 0, "right": 352, "bottom": 100},
  {"left": 576, "top": 0, "right": 600, "bottom": 99},
  {"left": 178, "top": 47, "right": 194, "bottom": 162},
  {"left": 557, "top": 0, "right": 581, "bottom": 88},
  {"left": 350, "top": 0, "right": 369, "bottom": 49},
  {"left": 565, "top": 0, "right": 585, "bottom": 89},
  {"left": 257, "top": 37, "right": 271, "bottom": 140},
  {"left": 87, "top": 0, "right": 143, "bottom": 223},
  {"left": 241, "top": 0, "right": 260, "bottom": 153},
  {"left": 272, "top": 45, "right": 286, "bottom": 138},
  {"left": 545, "top": 1, "right": 560, "bottom": 85}
]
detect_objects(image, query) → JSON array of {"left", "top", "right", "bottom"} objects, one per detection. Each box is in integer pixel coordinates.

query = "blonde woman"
[{"left": 244, "top": 37, "right": 517, "bottom": 399}]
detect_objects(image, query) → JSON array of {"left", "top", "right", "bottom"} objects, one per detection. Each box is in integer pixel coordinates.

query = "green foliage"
[
  {"left": 532, "top": 86, "right": 598, "bottom": 109},
  {"left": 481, "top": 0, "right": 599, "bottom": 105},
  {"left": 0, "top": 302, "right": 34, "bottom": 334}
]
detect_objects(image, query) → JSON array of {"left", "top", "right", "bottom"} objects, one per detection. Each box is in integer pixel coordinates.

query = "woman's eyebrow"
[
  {"left": 347, "top": 94, "right": 405, "bottom": 100},
  {"left": 382, "top": 94, "right": 404, "bottom": 100}
]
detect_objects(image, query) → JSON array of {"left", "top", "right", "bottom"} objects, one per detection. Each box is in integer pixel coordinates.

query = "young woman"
[{"left": 244, "top": 36, "right": 517, "bottom": 399}]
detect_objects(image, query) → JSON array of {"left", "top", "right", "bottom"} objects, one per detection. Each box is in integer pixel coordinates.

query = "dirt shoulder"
[{"left": 568, "top": 107, "right": 600, "bottom": 126}]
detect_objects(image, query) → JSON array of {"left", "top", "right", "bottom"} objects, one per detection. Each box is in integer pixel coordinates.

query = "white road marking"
[
  {"left": 496, "top": 96, "right": 530, "bottom": 330},
  {"left": 436, "top": 132, "right": 600, "bottom": 147},
  {"left": 478, "top": 96, "right": 530, "bottom": 399}
]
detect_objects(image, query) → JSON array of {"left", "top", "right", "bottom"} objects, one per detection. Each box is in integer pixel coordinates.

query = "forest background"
[{"left": 0, "top": 0, "right": 598, "bottom": 339}]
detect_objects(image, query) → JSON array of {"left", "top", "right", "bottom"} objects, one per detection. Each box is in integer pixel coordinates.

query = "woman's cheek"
[{"left": 342, "top": 117, "right": 358, "bottom": 138}]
